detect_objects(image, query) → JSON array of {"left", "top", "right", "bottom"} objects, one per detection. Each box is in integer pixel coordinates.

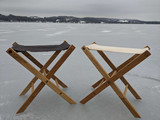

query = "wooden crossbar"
[
  {"left": 80, "top": 43, "right": 151, "bottom": 118},
  {"left": 6, "top": 42, "right": 76, "bottom": 114},
  {"left": 96, "top": 50, "right": 142, "bottom": 99},
  {"left": 98, "top": 79, "right": 104, "bottom": 87},
  {"left": 124, "top": 84, "right": 128, "bottom": 97},
  {"left": 55, "top": 78, "right": 60, "bottom": 88},
  {"left": 19, "top": 50, "right": 68, "bottom": 96},
  {"left": 110, "top": 71, "right": 117, "bottom": 77},
  {"left": 31, "top": 82, "right": 34, "bottom": 93},
  {"left": 43, "top": 69, "right": 47, "bottom": 76}
]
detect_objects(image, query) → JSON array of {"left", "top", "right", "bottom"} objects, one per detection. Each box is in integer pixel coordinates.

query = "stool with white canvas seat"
[{"left": 80, "top": 42, "right": 151, "bottom": 118}]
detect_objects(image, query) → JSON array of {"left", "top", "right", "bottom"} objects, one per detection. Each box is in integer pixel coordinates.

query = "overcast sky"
[{"left": 0, "top": 0, "right": 160, "bottom": 21}]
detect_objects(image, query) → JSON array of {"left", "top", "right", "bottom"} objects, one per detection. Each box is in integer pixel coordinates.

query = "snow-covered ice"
[{"left": 0, "top": 22, "right": 160, "bottom": 120}]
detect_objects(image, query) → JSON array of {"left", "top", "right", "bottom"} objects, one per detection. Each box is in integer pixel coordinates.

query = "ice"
[
  {"left": 0, "top": 30, "right": 14, "bottom": 34},
  {"left": 135, "top": 30, "right": 141, "bottom": 33},
  {"left": 152, "top": 85, "right": 160, "bottom": 93},
  {"left": 0, "top": 39, "right": 8, "bottom": 42},
  {"left": 47, "top": 30, "right": 69, "bottom": 37},
  {"left": 0, "top": 23, "right": 160, "bottom": 120},
  {"left": 102, "top": 30, "right": 111, "bottom": 33},
  {"left": 35, "top": 29, "right": 48, "bottom": 31},
  {"left": 0, "top": 102, "right": 9, "bottom": 106}
]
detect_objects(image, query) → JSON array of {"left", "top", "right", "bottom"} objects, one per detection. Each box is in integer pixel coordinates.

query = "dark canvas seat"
[
  {"left": 7, "top": 41, "right": 76, "bottom": 114},
  {"left": 12, "top": 41, "right": 70, "bottom": 52}
]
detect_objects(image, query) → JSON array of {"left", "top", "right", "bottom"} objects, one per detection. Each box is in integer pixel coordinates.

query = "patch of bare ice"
[
  {"left": 41, "top": 52, "right": 53, "bottom": 56},
  {"left": 101, "top": 30, "right": 111, "bottom": 33},
  {"left": 47, "top": 30, "right": 69, "bottom": 37},
  {"left": 65, "top": 25, "right": 76, "bottom": 30},
  {"left": 127, "top": 73, "right": 160, "bottom": 82},
  {"left": 35, "top": 29, "right": 48, "bottom": 31},
  {"left": 14, "top": 113, "right": 49, "bottom": 120},
  {"left": 0, "top": 102, "right": 9, "bottom": 106},
  {"left": 0, "top": 30, "right": 14, "bottom": 34},
  {"left": 135, "top": 30, "right": 141, "bottom": 33},
  {"left": 0, "top": 81, "right": 14, "bottom": 85},
  {"left": 0, "top": 45, "right": 9, "bottom": 47},
  {"left": 152, "top": 85, "right": 160, "bottom": 93},
  {"left": 0, "top": 39, "right": 8, "bottom": 42}
]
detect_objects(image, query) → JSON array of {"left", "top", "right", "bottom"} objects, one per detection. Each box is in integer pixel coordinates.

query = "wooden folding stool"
[
  {"left": 6, "top": 41, "right": 76, "bottom": 114},
  {"left": 80, "top": 42, "right": 151, "bottom": 118}
]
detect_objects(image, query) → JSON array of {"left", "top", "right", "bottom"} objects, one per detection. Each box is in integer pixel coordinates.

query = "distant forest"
[{"left": 0, "top": 14, "right": 160, "bottom": 24}]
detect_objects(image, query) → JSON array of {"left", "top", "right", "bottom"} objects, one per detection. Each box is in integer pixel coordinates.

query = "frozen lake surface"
[{"left": 0, "top": 23, "right": 160, "bottom": 120}]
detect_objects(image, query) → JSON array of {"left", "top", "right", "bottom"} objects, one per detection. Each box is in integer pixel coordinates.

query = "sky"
[{"left": 0, "top": 0, "right": 160, "bottom": 21}]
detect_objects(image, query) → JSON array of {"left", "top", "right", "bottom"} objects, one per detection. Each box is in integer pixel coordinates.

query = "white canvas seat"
[{"left": 86, "top": 43, "right": 150, "bottom": 54}]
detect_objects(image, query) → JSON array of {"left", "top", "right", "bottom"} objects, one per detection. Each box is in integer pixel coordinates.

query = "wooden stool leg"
[
  {"left": 17, "top": 79, "right": 76, "bottom": 114},
  {"left": 46, "top": 45, "right": 75, "bottom": 78},
  {"left": 97, "top": 50, "right": 141, "bottom": 99},
  {"left": 120, "top": 77, "right": 141, "bottom": 99},
  {"left": 81, "top": 46, "right": 112, "bottom": 104},
  {"left": 7, "top": 47, "right": 76, "bottom": 113},
  {"left": 46, "top": 80, "right": 76, "bottom": 104},
  {"left": 20, "top": 76, "right": 38, "bottom": 96},
  {"left": 19, "top": 50, "right": 68, "bottom": 95},
  {"left": 20, "top": 72, "right": 67, "bottom": 96},
  {"left": 110, "top": 82, "right": 141, "bottom": 118},
  {"left": 17, "top": 82, "right": 45, "bottom": 113},
  {"left": 51, "top": 75, "right": 68, "bottom": 88},
  {"left": 80, "top": 82, "right": 109, "bottom": 104},
  {"left": 92, "top": 78, "right": 105, "bottom": 88},
  {"left": 92, "top": 54, "right": 139, "bottom": 88}
]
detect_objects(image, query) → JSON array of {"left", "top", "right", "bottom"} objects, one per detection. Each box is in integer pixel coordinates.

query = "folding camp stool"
[
  {"left": 6, "top": 41, "right": 76, "bottom": 114},
  {"left": 80, "top": 42, "right": 151, "bottom": 118}
]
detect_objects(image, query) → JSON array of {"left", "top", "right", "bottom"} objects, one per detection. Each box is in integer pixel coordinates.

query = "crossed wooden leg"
[
  {"left": 80, "top": 46, "right": 151, "bottom": 118},
  {"left": 19, "top": 50, "right": 68, "bottom": 96},
  {"left": 7, "top": 45, "right": 76, "bottom": 114},
  {"left": 11, "top": 42, "right": 68, "bottom": 96},
  {"left": 93, "top": 51, "right": 141, "bottom": 99}
]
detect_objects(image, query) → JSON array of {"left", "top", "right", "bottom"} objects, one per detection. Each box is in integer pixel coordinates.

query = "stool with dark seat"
[{"left": 6, "top": 41, "right": 76, "bottom": 114}]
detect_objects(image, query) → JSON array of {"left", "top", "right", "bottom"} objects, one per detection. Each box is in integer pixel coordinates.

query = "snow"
[
  {"left": 0, "top": 23, "right": 160, "bottom": 120},
  {"left": 118, "top": 20, "right": 128, "bottom": 23}
]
